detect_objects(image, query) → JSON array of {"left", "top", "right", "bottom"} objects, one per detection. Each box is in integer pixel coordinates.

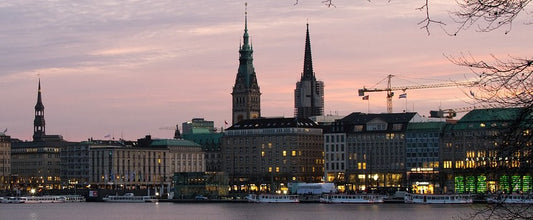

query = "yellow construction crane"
[{"left": 358, "top": 74, "right": 476, "bottom": 113}]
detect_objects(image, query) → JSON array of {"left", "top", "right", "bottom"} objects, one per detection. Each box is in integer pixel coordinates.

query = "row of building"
[
  {"left": 1, "top": 7, "right": 531, "bottom": 198},
  {"left": 2, "top": 108, "right": 531, "bottom": 196}
]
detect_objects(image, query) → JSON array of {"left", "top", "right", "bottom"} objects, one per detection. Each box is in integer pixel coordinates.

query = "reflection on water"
[{"left": 0, "top": 202, "right": 482, "bottom": 220}]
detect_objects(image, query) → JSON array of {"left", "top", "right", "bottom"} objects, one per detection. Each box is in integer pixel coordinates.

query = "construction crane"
[{"left": 358, "top": 74, "right": 476, "bottom": 113}]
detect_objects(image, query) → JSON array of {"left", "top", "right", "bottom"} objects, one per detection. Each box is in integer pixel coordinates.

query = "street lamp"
[{"left": 373, "top": 174, "right": 379, "bottom": 189}]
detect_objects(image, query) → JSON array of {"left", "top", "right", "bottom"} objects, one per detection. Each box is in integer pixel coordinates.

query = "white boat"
[
  {"left": 320, "top": 194, "right": 385, "bottom": 204},
  {"left": 60, "top": 195, "right": 86, "bottom": 202},
  {"left": 102, "top": 193, "right": 158, "bottom": 203},
  {"left": 18, "top": 196, "right": 66, "bottom": 204},
  {"left": 487, "top": 193, "right": 533, "bottom": 204},
  {"left": 1, "top": 197, "right": 25, "bottom": 204},
  {"left": 404, "top": 193, "right": 473, "bottom": 204},
  {"left": 246, "top": 194, "right": 299, "bottom": 203}
]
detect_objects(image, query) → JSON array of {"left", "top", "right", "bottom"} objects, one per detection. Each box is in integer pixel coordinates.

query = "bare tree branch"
[
  {"left": 447, "top": 54, "right": 533, "bottom": 107},
  {"left": 416, "top": 0, "right": 446, "bottom": 35},
  {"left": 450, "top": 0, "right": 532, "bottom": 35}
]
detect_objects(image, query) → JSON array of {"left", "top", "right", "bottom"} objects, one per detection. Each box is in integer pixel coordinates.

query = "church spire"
[
  {"left": 33, "top": 78, "right": 46, "bottom": 141},
  {"left": 294, "top": 23, "right": 324, "bottom": 119},
  {"left": 302, "top": 23, "right": 315, "bottom": 80}
]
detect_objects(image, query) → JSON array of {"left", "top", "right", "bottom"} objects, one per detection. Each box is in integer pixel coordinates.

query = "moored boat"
[
  {"left": 18, "top": 196, "right": 66, "bottom": 204},
  {"left": 247, "top": 194, "right": 299, "bottom": 203},
  {"left": 1, "top": 197, "right": 25, "bottom": 204},
  {"left": 320, "top": 194, "right": 385, "bottom": 204},
  {"left": 102, "top": 193, "right": 158, "bottom": 203},
  {"left": 61, "top": 195, "right": 86, "bottom": 202},
  {"left": 404, "top": 193, "right": 473, "bottom": 204},
  {"left": 487, "top": 193, "right": 533, "bottom": 204}
]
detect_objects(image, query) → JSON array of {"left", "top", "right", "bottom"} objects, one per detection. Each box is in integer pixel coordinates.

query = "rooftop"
[{"left": 227, "top": 117, "right": 320, "bottom": 130}]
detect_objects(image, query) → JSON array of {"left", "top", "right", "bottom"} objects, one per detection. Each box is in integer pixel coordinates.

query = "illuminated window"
[
  {"left": 455, "top": 161, "right": 464, "bottom": 169},
  {"left": 283, "top": 151, "right": 287, "bottom": 157},
  {"left": 292, "top": 151, "right": 296, "bottom": 157},
  {"left": 276, "top": 167, "right": 280, "bottom": 172},
  {"left": 262, "top": 151, "right": 265, "bottom": 157},
  {"left": 268, "top": 167, "right": 272, "bottom": 172},
  {"left": 443, "top": 161, "right": 452, "bottom": 169}
]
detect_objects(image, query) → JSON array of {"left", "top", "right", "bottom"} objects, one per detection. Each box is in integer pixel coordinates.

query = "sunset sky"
[{"left": 1, "top": 0, "right": 531, "bottom": 141}]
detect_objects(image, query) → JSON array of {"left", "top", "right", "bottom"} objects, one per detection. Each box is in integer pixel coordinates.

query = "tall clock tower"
[{"left": 232, "top": 3, "right": 261, "bottom": 125}]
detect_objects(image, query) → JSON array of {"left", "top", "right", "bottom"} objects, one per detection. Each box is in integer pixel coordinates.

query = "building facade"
[
  {"left": 180, "top": 118, "right": 223, "bottom": 172},
  {"left": 87, "top": 136, "right": 206, "bottom": 189},
  {"left": 88, "top": 143, "right": 168, "bottom": 189},
  {"left": 182, "top": 132, "right": 223, "bottom": 172},
  {"left": 326, "top": 112, "right": 422, "bottom": 193},
  {"left": 294, "top": 23, "right": 324, "bottom": 119},
  {"left": 182, "top": 118, "right": 216, "bottom": 135},
  {"left": 222, "top": 117, "right": 324, "bottom": 193},
  {"left": 11, "top": 140, "right": 68, "bottom": 190},
  {"left": 440, "top": 108, "right": 533, "bottom": 194},
  {"left": 0, "top": 134, "right": 10, "bottom": 190},
  {"left": 231, "top": 7, "right": 261, "bottom": 124},
  {"left": 324, "top": 131, "right": 347, "bottom": 187},
  {"left": 10, "top": 79, "right": 67, "bottom": 190},
  {"left": 405, "top": 121, "right": 446, "bottom": 194}
]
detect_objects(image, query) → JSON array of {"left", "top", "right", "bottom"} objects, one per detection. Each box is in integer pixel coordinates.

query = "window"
[
  {"left": 443, "top": 161, "right": 452, "bottom": 168},
  {"left": 291, "top": 151, "right": 296, "bottom": 157},
  {"left": 367, "top": 122, "right": 386, "bottom": 131},
  {"left": 392, "top": 124, "right": 403, "bottom": 131},
  {"left": 282, "top": 151, "right": 287, "bottom": 157}
]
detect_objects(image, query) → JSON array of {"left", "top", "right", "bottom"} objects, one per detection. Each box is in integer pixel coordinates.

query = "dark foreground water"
[{"left": 0, "top": 202, "right": 482, "bottom": 220}]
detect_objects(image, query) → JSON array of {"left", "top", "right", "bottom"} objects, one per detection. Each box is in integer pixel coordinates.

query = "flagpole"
[
  {"left": 367, "top": 99, "right": 370, "bottom": 114},
  {"left": 405, "top": 97, "right": 407, "bottom": 112}
]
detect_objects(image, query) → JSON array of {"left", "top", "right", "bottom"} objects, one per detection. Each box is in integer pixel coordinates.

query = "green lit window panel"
[
  {"left": 466, "top": 176, "right": 476, "bottom": 193},
  {"left": 512, "top": 176, "right": 522, "bottom": 192},
  {"left": 455, "top": 176, "right": 465, "bottom": 194},
  {"left": 500, "top": 175, "right": 510, "bottom": 193},
  {"left": 523, "top": 176, "right": 532, "bottom": 192},
  {"left": 477, "top": 176, "right": 487, "bottom": 193}
]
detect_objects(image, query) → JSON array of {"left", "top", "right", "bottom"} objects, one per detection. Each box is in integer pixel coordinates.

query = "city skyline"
[{"left": 1, "top": 0, "right": 531, "bottom": 141}]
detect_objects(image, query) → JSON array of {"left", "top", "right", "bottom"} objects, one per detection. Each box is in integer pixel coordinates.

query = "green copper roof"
[
  {"left": 235, "top": 4, "right": 258, "bottom": 89},
  {"left": 459, "top": 108, "right": 523, "bottom": 122},
  {"left": 447, "top": 107, "right": 532, "bottom": 131},
  {"left": 406, "top": 122, "right": 446, "bottom": 131}
]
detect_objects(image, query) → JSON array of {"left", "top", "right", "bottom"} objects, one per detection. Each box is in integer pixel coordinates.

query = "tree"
[
  {"left": 298, "top": 0, "right": 532, "bottom": 219},
  {"left": 412, "top": 1, "right": 532, "bottom": 219},
  {"left": 416, "top": 1, "right": 532, "bottom": 219}
]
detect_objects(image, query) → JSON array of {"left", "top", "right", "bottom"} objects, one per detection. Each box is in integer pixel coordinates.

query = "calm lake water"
[{"left": 0, "top": 202, "right": 483, "bottom": 220}]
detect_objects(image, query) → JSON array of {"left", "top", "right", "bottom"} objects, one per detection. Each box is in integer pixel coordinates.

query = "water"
[{"left": 0, "top": 202, "right": 481, "bottom": 220}]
